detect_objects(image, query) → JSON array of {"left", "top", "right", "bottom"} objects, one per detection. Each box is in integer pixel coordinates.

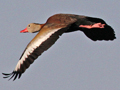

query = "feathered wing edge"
[
  {"left": 81, "top": 17, "right": 116, "bottom": 41},
  {"left": 2, "top": 71, "right": 22, "bottom": 81}
]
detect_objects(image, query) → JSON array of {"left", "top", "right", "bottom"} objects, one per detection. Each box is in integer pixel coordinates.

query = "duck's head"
[{"left": 20, "top": 23, "right": 45, "bottom": 33}]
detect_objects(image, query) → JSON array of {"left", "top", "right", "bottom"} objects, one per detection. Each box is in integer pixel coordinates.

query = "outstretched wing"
[
  {"left": 82, "top": 25, "right": 116, "bottom": 41},
  {"left": 2, "top": 23, "right": 70, "bottom": 81}
]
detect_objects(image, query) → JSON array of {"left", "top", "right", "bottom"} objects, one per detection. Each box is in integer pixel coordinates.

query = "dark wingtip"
[
  {"left": 2, "top": 71, "right": 22, "bottom": 81},
  {"left": 82, "top": 25, "right": 116, "bottom": 41},
  {"left": 2, "top": 73, "right": 12, "bottom": 75}
]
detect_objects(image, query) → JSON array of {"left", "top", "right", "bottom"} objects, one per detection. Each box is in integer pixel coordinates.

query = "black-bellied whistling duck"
[{"left": 2, "top": 13, "right": 116, "bottom": 81}]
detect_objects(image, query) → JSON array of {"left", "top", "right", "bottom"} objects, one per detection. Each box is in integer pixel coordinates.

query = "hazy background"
[{"left": 0, "top": 0, "right": 120, "bottom": 90}]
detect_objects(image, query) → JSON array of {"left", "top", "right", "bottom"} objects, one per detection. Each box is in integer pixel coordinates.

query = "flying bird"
[{"left": 2, "top": 13, "right": 116, "bottom": 81}]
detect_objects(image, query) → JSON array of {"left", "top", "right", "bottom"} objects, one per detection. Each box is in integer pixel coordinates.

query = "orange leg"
[{"left": 79, "top": 23, "right": 105, "bottom": 29}]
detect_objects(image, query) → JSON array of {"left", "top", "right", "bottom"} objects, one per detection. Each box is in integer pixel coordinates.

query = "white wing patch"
[{"left": 14, "top": 28, "right": 61, "bottom": 71}]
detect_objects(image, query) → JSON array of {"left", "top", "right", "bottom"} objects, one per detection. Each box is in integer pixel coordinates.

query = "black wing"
[
  {"left": 79, "top": 16, "right": 116, "bottom": 41},
  {"left": 82, "top": 25, "right": 116, "bottom": 41}
]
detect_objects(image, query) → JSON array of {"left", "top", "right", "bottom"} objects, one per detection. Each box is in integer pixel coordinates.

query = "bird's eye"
[{"left": 28, "top": 25, "right": 30, "bottom": 27}]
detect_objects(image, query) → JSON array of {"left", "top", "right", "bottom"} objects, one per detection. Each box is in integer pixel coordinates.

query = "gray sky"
[{"left": 0, "top": 0, "right": 120, "bottom": 90}]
